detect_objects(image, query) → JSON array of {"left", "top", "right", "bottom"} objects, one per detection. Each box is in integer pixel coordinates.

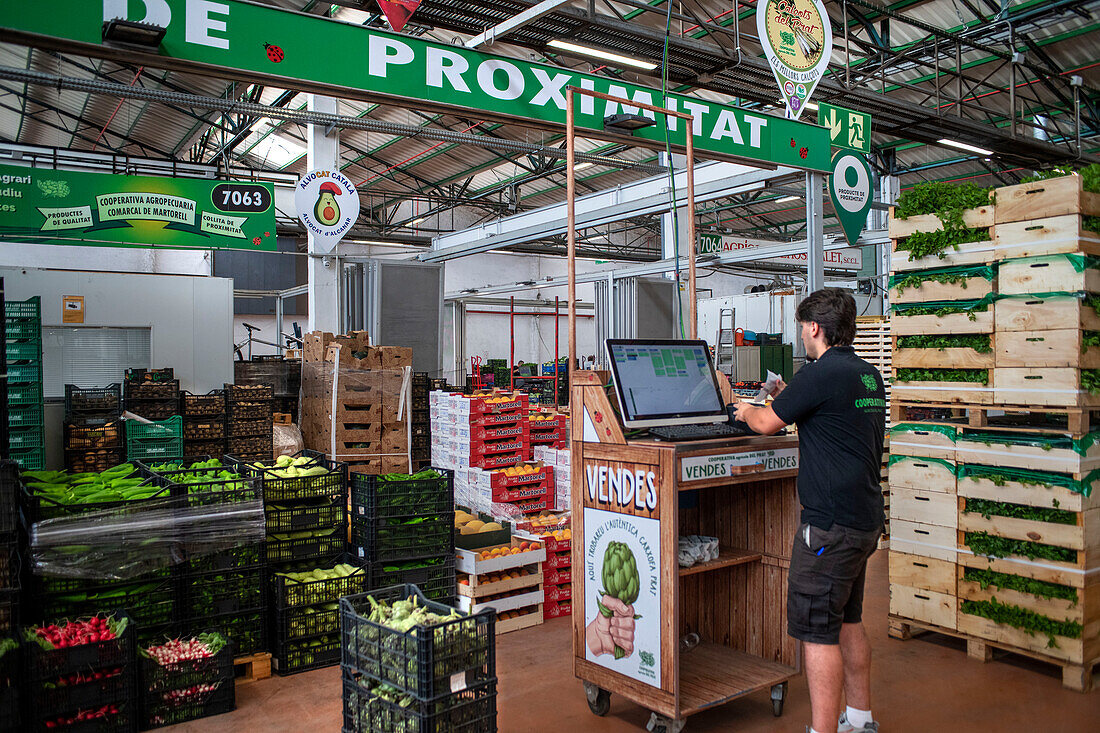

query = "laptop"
[{"left": 605, "top": 339, "right": 754, "bottom": 440}]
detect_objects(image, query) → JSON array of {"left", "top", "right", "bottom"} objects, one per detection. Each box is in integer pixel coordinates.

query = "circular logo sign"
[
  {"left": 294, "top": 169, "right": 361, "bottom": 252},
  {"left": 796, "top": 83, "right": 808, "bottom": 98},
  {"left": 828, "top": 150, "right": 873, "bottom": 245}
]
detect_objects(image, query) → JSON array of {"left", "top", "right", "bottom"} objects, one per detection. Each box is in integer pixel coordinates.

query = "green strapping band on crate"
[
  {"left": 957, "top": 431, "right": 1099, "bottom": 456},
  {"left": 890, "top": 423, "right": 959, "bottom": 441},
  {"left": 957, "top": 463, "right": 1100, "bottom": 497},
  {"left": 1005, "top": 253, "right": 1100, "bottom": 273},
  {"left": 887, "top": 455, "right": 956, "bottom": 473},
  {"left": 890, "top": 293, "right": 995, "bottom": 317},
  {"left": 888, "top": 263, "right": 996, "bottom": 291}
]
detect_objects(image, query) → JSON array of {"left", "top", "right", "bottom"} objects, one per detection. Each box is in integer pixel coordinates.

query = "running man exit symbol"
[
  {"left": 849, "top": 112, "right": 865, "bottom": 149},
  {"left": 817, "top": 103, "right": 871, "bottom": 154}
]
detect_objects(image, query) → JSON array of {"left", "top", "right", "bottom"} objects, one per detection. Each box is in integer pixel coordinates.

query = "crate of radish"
[
  {"left": 340, "top": 584, "right": 495, "bottom": 701},
  {"left": 23, "top": 614, "right": 134, "bottom": 681},
  {"left": 139, "top": 633, "right": 235, "bottom": 729}
]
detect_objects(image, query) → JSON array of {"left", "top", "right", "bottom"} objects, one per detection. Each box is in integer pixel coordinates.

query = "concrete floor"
[{"left": 172, "top": 550, "right": 1100, "bottom": 732}]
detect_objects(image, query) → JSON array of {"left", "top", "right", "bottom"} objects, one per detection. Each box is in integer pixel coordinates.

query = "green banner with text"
[
  {"left": 0, "top": 164, "right": 276, "bottom": 250},
  {"left": 0, "top": 0, "right": 830, "bottom": 172}
]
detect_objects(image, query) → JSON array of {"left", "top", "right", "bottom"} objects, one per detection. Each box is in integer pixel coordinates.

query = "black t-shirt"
[{"left": 771, "top": 346, "right": 886, "bottom": 531}]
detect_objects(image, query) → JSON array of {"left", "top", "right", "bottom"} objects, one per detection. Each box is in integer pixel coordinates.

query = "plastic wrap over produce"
[
  {"left": 31, "top": 497, "right": 266, "bottom": 580},
  {"left": 298, "top": 339, "right": 412, "bottom": 472}
]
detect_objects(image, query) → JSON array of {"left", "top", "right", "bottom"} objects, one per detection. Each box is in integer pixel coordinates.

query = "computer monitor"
[{"left": 605, "top": 339, "right": 728, "bottom": 429}]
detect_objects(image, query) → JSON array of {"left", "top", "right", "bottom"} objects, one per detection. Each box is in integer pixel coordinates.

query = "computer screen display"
[{"left": 605, "top": 339, "right": 726, "bottom": 427}]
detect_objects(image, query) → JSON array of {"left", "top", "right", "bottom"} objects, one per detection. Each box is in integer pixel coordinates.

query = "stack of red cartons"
[
  {"left": 475, "top": 461, "right": 556, "bottom": 514},
  {"left": 538, "top": 528, "right": 572, "bottom": 620},
  {"left": 526, "top": 410, "right": 568, "bottom": 459},
  {"left": 455, "top": 392, "right": 530, "bottom": 469}
]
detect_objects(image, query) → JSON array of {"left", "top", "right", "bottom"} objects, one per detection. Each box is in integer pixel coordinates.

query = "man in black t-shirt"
[{"left": 733, "top": 288, "right": 885, "bottom": 733}]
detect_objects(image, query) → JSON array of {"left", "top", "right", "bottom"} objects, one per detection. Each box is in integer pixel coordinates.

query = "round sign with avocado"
[{"left": 294, "top": 169, "right": 361, "bottom": 252}]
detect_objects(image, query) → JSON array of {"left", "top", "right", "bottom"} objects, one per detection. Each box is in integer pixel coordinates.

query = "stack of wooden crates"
[
  {"left": 855, "top": 316, "right": 892, "bottom": 548},
  {"left": 887, "top": 172, "right": 1100, "bottom": 691},
  {"left": 299, "top": 331, "right": 411, "bottom": 475}
]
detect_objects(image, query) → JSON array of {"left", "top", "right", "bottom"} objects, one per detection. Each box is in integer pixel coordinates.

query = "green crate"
[
  {"left": 6, "top": 362, "right": 41, "bottom": 385},
  {"left": 8, "top": 382, "right": 41, "bottom": 408},
  {"left": 8, "top": 427, "right": 44, "bottom": 451},
  {"left": 4, "top": 296, "right": 40, "bottom": 320},
  {"left": 5, "top": 340, "right": 41, "bottom": 362},
  {"left": 8, "top": 404, "right": 42, "bottom": 429},
  {"left": 126, "top": 415, "right": 182, "bottom": 442},
  {"left": 127, "top": 439, "right": 184, "bottom": 462},
  {"left": 4, "top": 319, "right": 39, "bottom": 341},
  {"left": 10, "top": 447, "right": 44, "bottom": 470}
]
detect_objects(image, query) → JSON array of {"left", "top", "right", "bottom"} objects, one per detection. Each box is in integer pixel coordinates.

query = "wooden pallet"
[
  {"left": 234, "top": 652, "right": 272, "bottom": 684},
  {"left": 890, "top": 401, "right": 1100, "bottom": 437},
  {"left": 888, "top": 614, "right": 1098, "bottom": 692}
]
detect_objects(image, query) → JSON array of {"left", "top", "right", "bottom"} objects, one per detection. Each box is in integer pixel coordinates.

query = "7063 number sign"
[{"left": 212, "top": 183, "right": 271, "bottom": 213}]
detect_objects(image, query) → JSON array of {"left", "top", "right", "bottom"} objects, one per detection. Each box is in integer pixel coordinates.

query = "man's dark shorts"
[{"left": 787, "top": 522, "right": 881, "bottom": 645}]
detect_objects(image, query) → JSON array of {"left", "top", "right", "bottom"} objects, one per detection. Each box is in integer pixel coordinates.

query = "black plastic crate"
[
  {"left": 122, "top": 401, "right": 178, "bottom": 422},
  {"left": 31, "top": 701, "right": 136, "bottom": 732},
  {"left": 225, "top": 435, "right": 273, "bottom": 456},
  {"left": 182, "top": 419, "right": 225, "bottom": 441},
  {"left": 275, "top": 601, "right": 341, "bottom": 642},
  {"left": 0, "top": 590, "right": 16, "bottom": 637},
  {"left": 350, "top": 470, "right": 452, "bottom": 521},
  {"left": 370, "top": 557, "right": 456, "bottom": 605},
  {"left": 0, "top": 461, "right": 17, "bottom": 535},
  {"left": 340, "top": 584, "right": 493, "bottom": 700},
  {"left": 179, "top": 609, "right": 267, "bottom": 659},
  {"left": 342, "top": 671, "right": 497, "bottom": 733},
  {"left": 179, "top": 545, "right": 264, "bottom": 574},
  {"left": 265, "top": 531, "right": 345, "bottom": 564},
  {"left": 0, "top": 544, "right": 17, "bottom": 591},
  {"left": 266, "top": 496, "right": 345, "bottom": 535},
  {"left": 23, "top": 613, "right": 135, "bottom": 681},
  {"left": 272, "top": 556, "right": 368, "bottom": 609},
  {"left": 179, "top": 567, "right": 263, "bottom": 617},
  {"left": 35, "top": 580, "right": 177, "bottom": 636},
  {"left": 125, "top": 368, "right": 174, "bottom": 384},
  {"left": 62, "top": 448, "right": 127, "bottom": 475},
  {"left": 272, "top": 631, "right": 340, "bottom": 675},
  {"left": 226, "top": 401, "right": 273, "bottom": 421},
  {"left": 0, "top": 639, "right": 19, "bottom": 733},
  {"left": 123, "top": 380, "right": 179, "bottom": 402},
  {"left": 29, "top": 666, "right": 135, "bottom": 718},
  {"left": 226, "top": 416, "right": 272, "bottom": 439},
  {"left": 351, "top": 514, "right": 453, "bottom": 564},
  {"left": 224, "top": 383, "right": 273, "bottom": 402},
  {"left": 139, "top": 635, "right": 235, "bottom": 729},
  {"left": 182, "top": 440, "right": 226, "bottom": 460},
  {"left": 229, "top": 450, "right": 347, "bottom": 503},
  {"left": 21, "top": 475, "right": 169, "bottom": 523},
  {"left": 180, "top": 390, "right": 226, "bottom": 417},
  {"left": 64, "top": 420, "right": 124, "bottom": 450}
]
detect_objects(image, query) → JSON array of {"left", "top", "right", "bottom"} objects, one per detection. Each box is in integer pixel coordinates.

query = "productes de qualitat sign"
[
  {"left": 0, "top": 164, "right": 276, "bottom": 251},
  {"left": 582, "top": 460, "right": 663, "bottom": 689},
  {"left": 0, "top": 1, "right": 830, "bottom": 173}
]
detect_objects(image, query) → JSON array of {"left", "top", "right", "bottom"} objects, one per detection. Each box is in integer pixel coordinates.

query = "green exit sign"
[{"left": 817, "top": 103, "right": 871, "bottom": 154}]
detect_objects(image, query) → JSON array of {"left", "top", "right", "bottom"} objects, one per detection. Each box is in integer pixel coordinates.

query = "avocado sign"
[{"left": 294, "top": 169, "right": 360, "bottom": 252}]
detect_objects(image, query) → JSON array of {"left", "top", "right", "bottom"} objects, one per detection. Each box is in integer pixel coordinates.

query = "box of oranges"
[
  {"left": 455, "top": 537, "right": 547, "bottom": 576},
  {"left": 457, "top": 561, "right": 543, "bottom": 599},
  {"left": 478, "top": 461, "right": 554, "bottom": 490},
  {"left": 458, "top": 391, "right": 529, "bottom": 417},
  {"left": 543, "top": 598, "right": 572, "bottom": 620}
]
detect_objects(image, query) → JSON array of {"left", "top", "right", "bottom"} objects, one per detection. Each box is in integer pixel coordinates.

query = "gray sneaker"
[{"left": 838, "top": 712, "right": 879, "bottom": 733}]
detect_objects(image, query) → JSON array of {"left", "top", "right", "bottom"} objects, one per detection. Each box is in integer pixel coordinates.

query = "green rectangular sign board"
[
  {"left": 0, "top": 164, "right": 276, "bottom": 250},
  {"left": 0, "top": 0, "right": 831, "bottom": 173},
  {"left": 817, "top": 102, "right": 871, "bottom": 153}
]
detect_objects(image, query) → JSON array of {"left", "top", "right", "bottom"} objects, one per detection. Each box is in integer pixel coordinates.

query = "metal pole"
[
  {"left": 686, "top": 125, "right": 698, "bottom": 339},
  {"left": 566, "top": 90, "right": 577, "bottom": 379},
  {"left": 554, "top": 296, "right": 560, "bottom": 409},
  {"left": 806, "top": 172, "right": 825, "bottom": 292},
  {"left": 510, "top": 295, "right": 515, "bottom": 392},
  {"left": 1009, "top": 25, "right": 1017, "bottom": 137}
]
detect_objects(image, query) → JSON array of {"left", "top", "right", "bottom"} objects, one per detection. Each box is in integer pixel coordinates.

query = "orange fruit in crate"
[{"left": 458, "top": 577, "right": 469, "bottom": 586}]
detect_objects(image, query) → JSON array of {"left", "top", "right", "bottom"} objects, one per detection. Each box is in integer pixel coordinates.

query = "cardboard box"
[
  {"left": 543, "top": 566, "right": 571, "bottom": 585},
  {"left": 543, "top": 599, "right": 572, "bottom": 620},
  {"left": 543, "top": 549, "right": 571, "bottom": 570},
  {"left": 455, "top": 536, "right": 544, "bottom": 570},
  {"left": 491, "top": 481, "right": 552, "bottom": 504},
  {"left": 544, "top": 582, "right": 572, "bottom": 603}
]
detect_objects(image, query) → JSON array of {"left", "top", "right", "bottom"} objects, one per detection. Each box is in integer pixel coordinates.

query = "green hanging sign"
[
  {"left": 0, "top": 0, "right": 831, "bottom": 173},
  {"left": 0, "top": 164, "right": 276, "bottom": 250},
  {"left": 828, "top": 150, "right": 873, "bottom": 245}
]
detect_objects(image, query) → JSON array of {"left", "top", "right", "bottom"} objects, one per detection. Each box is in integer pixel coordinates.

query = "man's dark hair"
[{"left": 796, "top": 288, "right": 856, "bottom": 346}]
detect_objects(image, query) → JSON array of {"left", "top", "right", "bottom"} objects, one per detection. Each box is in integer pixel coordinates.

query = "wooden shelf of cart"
[{"left": 571, "top": 371, "right": 801, "bottom": 728}]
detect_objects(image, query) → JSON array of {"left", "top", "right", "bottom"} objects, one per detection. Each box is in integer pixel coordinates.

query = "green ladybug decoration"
[{"left": 314, "top": 182, "right": 341, "bottom": 226}]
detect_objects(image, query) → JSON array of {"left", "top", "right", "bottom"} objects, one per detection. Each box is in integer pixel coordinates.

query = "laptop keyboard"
[{"left": 648, "top": 422, "right": 755, "bottom": 441}]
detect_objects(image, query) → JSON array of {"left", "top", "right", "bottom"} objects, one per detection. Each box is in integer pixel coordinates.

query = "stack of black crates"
[
  {"left": 225, "top": 383, "right": 273, "bottom": 462},
  {"left": 138, "top": 629, "right": 235, "bottom": 729},
  {"left": 123, "top": 369, "right": 179, "bottom": 422},
  {"left": 180, "top": 390, "right": 227, "bottom": 459},
  {"left": 340, "top": 584, "right": 497, "bottom": 733},
  {"left": 143, "top": 460, "right": 267, "bottom": 659},
  {"left": 232, "top": 449, "right": 349, "bottom": 675},
  {"left": 63, "top": 383, "right": 124, "bottom": 472},
  {"left": 0, "top": 460, "right": 19, "bottom": 733},
  {"left": 23, "top": 612, "right": 138, "bottom": 732},
  {"left": 350, "top": 470, "right": 456, "bottom": 605},
  {"left": 410, "top": 376, "right": 446, "bottom": 471}
]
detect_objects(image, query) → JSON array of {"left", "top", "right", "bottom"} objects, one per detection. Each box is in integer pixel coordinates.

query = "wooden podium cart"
[{"left": 570, "top": 372, "right": 802, "bottom": 732}]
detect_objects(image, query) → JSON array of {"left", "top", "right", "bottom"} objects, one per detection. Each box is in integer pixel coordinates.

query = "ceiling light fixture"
[
  {"left": 410, "top": 217, "right": 427, "bottom": 225},
  {"left": 101, "top": 18, "right": 166, "bottom": 48},
  {"left": 604, "top": 113, "right": 656, "bottom": 133},
  {"left": 804, "top": 102, "right": 819, "bottom": 111},
  {"left": 574, "top": 162, "right": 594, "bottom": 171},
  {"left": 547, "top": 40, "right": 658, "bottom": 70},
  {"left": 776, "top": 196, "right": 801, "bottom": 203},
  {"left": 939, "top": 138, "right": 993, "bottom": 156}
]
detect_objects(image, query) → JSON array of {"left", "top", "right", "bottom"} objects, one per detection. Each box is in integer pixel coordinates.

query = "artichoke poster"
[
  {"left": 0, "top": 163, "right": 276, "bottom": 250},
  {"left": 584, "top": 506, "right": 661, "bottom": 687}
]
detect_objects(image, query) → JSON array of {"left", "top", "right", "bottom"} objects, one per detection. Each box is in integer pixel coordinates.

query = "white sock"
[
  {"left": 811, "top": 728, "right": 824, "bottom": 733},
  {"left": 846, "top": 706, "right": 874, "bottom": 728}
]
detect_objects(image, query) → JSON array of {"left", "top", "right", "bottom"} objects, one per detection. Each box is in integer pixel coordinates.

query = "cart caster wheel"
[
  {"left": 646, "top": 713, "right": 686, "bottom": 733},
  {"left": 583, "top": 682, "right": 610, "bottom": 716},
  {"left": 770, "top": 682, "right": 788, "bottom": 717}
]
